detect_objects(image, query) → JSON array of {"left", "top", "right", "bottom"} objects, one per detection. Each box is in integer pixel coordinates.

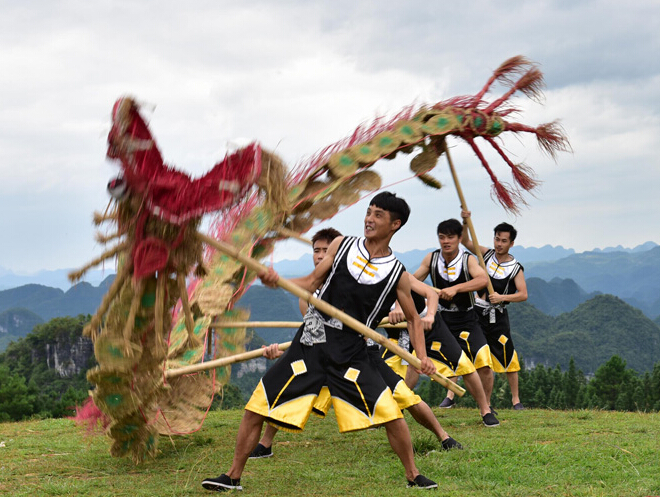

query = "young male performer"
[
  {"left": 202, "top": 192, "right": 439, "bottom": 491},
  {"left": 459, "top": 210, "right": 528, "bottom": 410},
  {"left": 251, "top": 228, "right": 462, "bottom": 459},
  {"left": 409, "top": 219, "right": 499, "bottom": 427},
  {"left": 387, "top": 279, "right": 498, "bottom": 427},
  {"left": 250, "top": 228, "right": 341, "bottom": 458}
]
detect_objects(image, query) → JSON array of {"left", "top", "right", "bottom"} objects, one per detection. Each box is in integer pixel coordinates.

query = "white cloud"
[{"left": 0, "top": 0, "right": 658, "bottom": 272}]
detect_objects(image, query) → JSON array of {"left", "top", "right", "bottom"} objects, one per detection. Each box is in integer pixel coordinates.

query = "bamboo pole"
[
  {"left": 213, "top": 320, "right": 303, "bottom": 328},
  {"left": 444, "top": 146, "right": 495, "bottom": 295},
  {"left": 195, "top": 232, "right": 465, "bottom": 396},
  {"left": 166, "top": 342, "right": 292, "bottom": 379},
  {"left": 210, "top": 320, "right": 408, "bottom": 329}
]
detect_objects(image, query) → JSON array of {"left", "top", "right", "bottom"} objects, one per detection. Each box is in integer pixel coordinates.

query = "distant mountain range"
[
  {"left": 0, "top": 267, "right": 114, "bottom": 291},
  {"left": 0, "top": 308, "right": 44, "bottom": 352},
  {"left": 1, "top": 242, "right": 658, "bottom": 353},
  {"left": 0, "top": 277, "right": 115, "bottom": 323},
  {"left": 1, "top": 242, "right": 656, "bottom": 290},
  {"left": 2, "top": 281, "right": 659, "bottom": 377},
  {"left": 237, "top": 288, "right": 660, "bottom": 374},
  {"left": 273, "top": 242, "right": 660, "bottom": 318},
  {"left": 524, "top": 246, "right": 660, "bottom": 318}
]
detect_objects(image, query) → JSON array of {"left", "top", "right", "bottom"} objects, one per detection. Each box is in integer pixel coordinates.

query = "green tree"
[
  {"left": 564, "top": 357, "right": 584, "bottom": 408},
  {"left": 589, "top": 355, "right": 635, "bottom": 410},
  {"left": 416, "top": 377, "right": 446, "bottom": 407},
  {"left": 0, "top": 365, "right": 36, "bottom": 421},
  {"left": 651, "top": 364, "right": 660, "bottom": 410},
  {"left": 0, "top": 315, "right": 93, "bottom": 420},
  {"left": 212, "top": 383, "right": 247, "bottom": 410}
]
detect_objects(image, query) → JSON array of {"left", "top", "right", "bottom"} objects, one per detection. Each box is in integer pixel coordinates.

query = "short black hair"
[
  {"left": 369, "top": 191, "right": 410, "bottom": 229},
  {"left": 494, "top": 222, "right": 517, "bottom": 242},
  {"left": 436, "top": 218, "right": 463, "bottom": 236},
  {"left": 312, "top": 228, "right": 342, "bottom": 245}
]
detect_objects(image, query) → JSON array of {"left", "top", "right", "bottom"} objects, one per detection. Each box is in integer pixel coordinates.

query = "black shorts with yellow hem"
[
  {"left": 476, "top": 307, "right": 521, "bottom": 373},
  {"left": 245, "top": 325, "right": 403, "bottom": 433},
  {"left": 441, "top": 309, "right": 492, "bottom": 370},
  {"left": 367, "top": 346, "right": 420, "bottom": 410},
  {"left": 311, "top": 387, "right": 332, "bottom": 417},
  {"left": 287, "top": 327, "right": 332, "bottom": 418},
  {"left": 416, "top": 313, "right": 478, "bottom": 378},
  {"left": 382, "top": 338, "right": 408, "bottom": 379},
  {"left": 381, "top": 314, "right": 477, "bottom": 379}
]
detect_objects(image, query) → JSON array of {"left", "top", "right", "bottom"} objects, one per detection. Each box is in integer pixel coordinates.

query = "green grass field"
[{"left": 1, "top": 407, "right": 659, "bottom": 496}]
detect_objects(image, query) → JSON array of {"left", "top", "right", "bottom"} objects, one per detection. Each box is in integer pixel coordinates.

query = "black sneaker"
[
  {"left": 482, "top": 412, "right": 500, "bottom": 427},
  {"left": 249, "top": 443, "right": 273, "bottom": 459},
  {"left": 489, "top": 405, "right": 498, "bottom": 416},
  {"left": 201, "top": 474, "right": 242, "bottom": 492},
  {"left": 407, "top": 474, "right": 438, "bottom": 489},
  {"left": 513, "top": 402, "right": 525, "bottom": 410},
  {"left": 438, "top": 397, "right": 455, "bottom": 409},
  {"left": 441, "top": 437, "right": 463, "bottom": 451}
]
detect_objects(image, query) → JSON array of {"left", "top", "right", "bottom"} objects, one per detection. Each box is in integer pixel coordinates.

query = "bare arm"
[
  {"left": 396, "top": 273, "right": 435, "bottom": 376},
  {"left": 460, "top": 210, "right": 489, "bottom": 255},
  {"left": 388, "top": 272, "right": 438, "bottom": 330},
  {"left": 260, "top": 237, "right": 343, "bottom": 293},
  {"left": 488, "top": 269, "right": 528, "bottom": 304},
  {"left": 437, "top": 254, "right": 488, "bottom": 301},
  {"left": 298, "top": 298, "right": 308, "bottom": 316},
  {"left": 410, "top": 277, "right": 438, "bottom": 330},
  {"left": 411, "top": 252, "right": 432, "bottom": 281}
]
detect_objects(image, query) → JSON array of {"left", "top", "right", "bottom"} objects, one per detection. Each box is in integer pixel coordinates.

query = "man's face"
[
  {"left": 312, "top": 239, "right": 331, "bottom": 267},
  {"left": 438, "top": 232, "right": 461, "bottom": 256},
  {"left": 364, "top": 205, "right": 399, "bottom": 240},
  {"left": 493, "top": 231, "right": 514, "bottom": 256}
]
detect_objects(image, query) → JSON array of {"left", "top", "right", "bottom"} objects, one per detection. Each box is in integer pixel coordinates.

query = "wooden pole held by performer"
[
  {"left": 166, "top": 342, "right": 292, "bottom": 379},
  {"left": 444, "top": 145, "right": 496, "bottom": 295},
  {"left": 210, "top": 320, "right": 408, "bottom": 329}
]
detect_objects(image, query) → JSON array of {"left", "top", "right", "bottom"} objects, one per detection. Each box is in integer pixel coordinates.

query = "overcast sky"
[{"left": 1, "top": 0, "right": 658, "bottom": 275}]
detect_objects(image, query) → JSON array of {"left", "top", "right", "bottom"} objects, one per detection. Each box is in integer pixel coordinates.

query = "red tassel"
[
  {"left": 485, "top": 67, "right": 545, "bottom": 114},
  {"left": 473, "top": 55, "right": 533, "bottom": 102},
  {"left": 464, "top": 136, "right": 520, "bottom": 213},
  {"left": 535, "top": 121, "right": 572, "bottom": 159},
  {"left": 69, "top": 396, "right": 111, "bottom": 434},
  {"left": 510, "top": 163, "right": 540, "bottom": 192},
  {"left": 484, "top": 137, "right": 540, "bottom": 192},
  {"left": 491, "top": 181, "right": 521, "bottom": 214}
]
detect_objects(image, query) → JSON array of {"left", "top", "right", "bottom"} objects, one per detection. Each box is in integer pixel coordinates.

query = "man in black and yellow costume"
[
  {"left": 459, "top": 210, "right": 528, "bottom": 410},
  {"left": 202, "top": 192, "right": 439, "bottom": 491},
  {"left": 251, "top": 228, "right": 461, "bottom": 460},
  {"left": 408, "top": 218, "right": 499, "bottom": 427}
]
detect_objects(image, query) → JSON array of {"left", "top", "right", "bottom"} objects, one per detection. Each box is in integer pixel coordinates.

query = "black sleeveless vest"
[{"left": 430, "top": 249, "right": 474, "bottom": 311}]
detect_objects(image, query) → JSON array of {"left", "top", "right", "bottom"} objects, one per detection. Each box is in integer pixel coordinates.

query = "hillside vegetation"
[
  {"left": 0, "top": 315, "right": 92, "bottom": 421},
  {"left": 1, "top": 244, "right": 659, "bottom": 351},
  {"left": 509, "top": 295, "right": 660, "bottom": 373}
]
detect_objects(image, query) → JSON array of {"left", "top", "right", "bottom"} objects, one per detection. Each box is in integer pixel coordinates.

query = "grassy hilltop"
[{"left": 0, "top": 407, "right": 658, "bottom": 496}]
